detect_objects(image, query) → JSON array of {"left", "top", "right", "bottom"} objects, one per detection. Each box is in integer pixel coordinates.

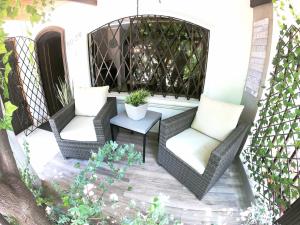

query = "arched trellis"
[
  {"left": 88, "top": 15, "right": 210, "bottom": 99},
  {"left": 3, "top": 36, "right": 49, "bottom": 135}
]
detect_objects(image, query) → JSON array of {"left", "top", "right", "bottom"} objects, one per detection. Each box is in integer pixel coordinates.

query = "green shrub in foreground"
[{"left": 21, "top": 141, "right": 181, "bottom": 225}]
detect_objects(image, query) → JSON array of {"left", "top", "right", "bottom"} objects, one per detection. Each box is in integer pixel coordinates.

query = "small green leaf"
[
  {"left": 4, "top": 63, "right": 11, "bottom": 82},
  {"left": 3, "top": 51, "right": 12, "bottom": 64},
  {"left": 0, "top": 42, "right": 7, "bottom": 54},
  {"left": 4, "top": 101, "right": 17, "bottom": 117}
]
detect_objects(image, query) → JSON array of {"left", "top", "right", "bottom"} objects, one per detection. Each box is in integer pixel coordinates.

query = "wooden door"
[{"left": 36, "top": 32, "right": 66, "bottom": 116}]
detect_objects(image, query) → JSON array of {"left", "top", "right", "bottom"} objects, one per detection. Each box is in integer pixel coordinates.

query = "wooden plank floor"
[{"left": 40, "top": 131, "right": 249, "bottom": 225}]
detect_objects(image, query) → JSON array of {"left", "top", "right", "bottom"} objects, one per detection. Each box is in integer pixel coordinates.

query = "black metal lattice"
[
  {"left": 88, "top": 15, "right": 210, "bottom": 99},
  {"left": 245, "top": 25, "right": 300, "bottom": 214},
  {"left": 6, "top": 36, "right": 49, "bottom": 136}
]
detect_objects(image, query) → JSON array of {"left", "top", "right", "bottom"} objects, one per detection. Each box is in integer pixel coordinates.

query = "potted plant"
[
  {"left": 125, "top": 89, "right": 150, "bottom": 120},
  {"left": 55, "top": 77, "right": 73, "bottom": 107}
]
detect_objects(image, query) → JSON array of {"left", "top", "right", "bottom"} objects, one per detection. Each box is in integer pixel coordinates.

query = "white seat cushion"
[
  {"left": 74, "top": 86, "right": 109, "bottom": 117},
  {"left": 60, "top": 116, "right": 97, "bottom": 142},
  {"left": 166, "top": 128, "right": 220, "bottom": 174},
  {"left": 191, "top": 95, "right": 244, "bottom": 141}
]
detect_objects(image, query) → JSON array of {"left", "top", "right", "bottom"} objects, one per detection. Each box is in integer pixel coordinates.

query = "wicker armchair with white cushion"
[
  {"left": 49, "top": 86, "right": 117, "bottom": 160},
  {"left": 158, "top": 95, "right": 250, "bottom": 200}
]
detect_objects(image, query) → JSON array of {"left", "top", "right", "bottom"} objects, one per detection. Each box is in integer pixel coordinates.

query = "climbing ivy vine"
[{"left": 243, "top": 0, "right": 300, "bottom": 219}]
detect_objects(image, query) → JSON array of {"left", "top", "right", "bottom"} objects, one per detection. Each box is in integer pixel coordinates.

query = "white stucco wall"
[{"left": 4, "top": 0, "right": 253, "bottom": 119}]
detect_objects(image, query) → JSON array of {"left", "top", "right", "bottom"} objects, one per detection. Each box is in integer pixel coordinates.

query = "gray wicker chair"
[
  {"left": 158, "top": 107, "right": 250, "bottom": 200},
  {"left": 49, "top": 97, "right": 117, "bottom": 160}
]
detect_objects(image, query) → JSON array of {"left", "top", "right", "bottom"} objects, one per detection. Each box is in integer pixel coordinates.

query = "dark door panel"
[{"left": 36, "top": 32, "right": 65, "bottom": 116}]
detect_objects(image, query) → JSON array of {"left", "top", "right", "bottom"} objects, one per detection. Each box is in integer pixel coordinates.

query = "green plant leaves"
[
  {"left": 26, "top": 5, "right": 42, "bottom": 23},
  {"left": 46, "top": 142, "right": 144, "bottom": 225},
  {"left": 0, "top": 102, "right": 17, "bottom": 130},
  {"left": 242, "top": 3, "right": 300, "bottom": 218},
  {"left": 4, "top": 101, "right": 17, "bottom": 116},
  {"left": 125, "top": 89, "right": 150, "bottom": 106}
]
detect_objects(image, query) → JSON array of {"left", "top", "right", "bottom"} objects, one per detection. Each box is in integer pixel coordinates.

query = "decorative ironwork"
[
  {"left": 1, "top": 39, "right": 32, "bottom": 134},
  {"left": 245, "top": 25, "right": 300, "bottom": 214},
  {"left": 5, "top": 36, "right": 49, "bottom": 135},
  {"left": 88, "top": 15, "right": 210, "bottom": 99}
]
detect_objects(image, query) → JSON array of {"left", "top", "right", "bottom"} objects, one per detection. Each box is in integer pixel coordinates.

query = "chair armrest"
[
  {"left": 203, "top": 123, "right": 251, "bottom": 189},
  {"left": 159, "top": 107, "right": 197, "bottom": 146},
  {"left": 49, "top": 101, "right": 75, "bottom": 140},
  {"left": 93, "top": 97, "right": 117, "bottom": 142},
  {"left": 212, "top": 123, "right": 250, "bottom": 159}
]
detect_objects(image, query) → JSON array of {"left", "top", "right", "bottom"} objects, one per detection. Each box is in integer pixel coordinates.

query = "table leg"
[
  {"left": 143, "top": 134, "right": 146, "bottom": 163},
  {"left": 111, "top": 125, "right": 115, "bottom": 141},
  {"left": 158, "top": 118, "right": 161, "bottom": 142}
]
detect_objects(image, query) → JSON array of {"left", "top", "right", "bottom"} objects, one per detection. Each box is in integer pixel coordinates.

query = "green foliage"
[
  {"left": 243, "top": 0, "right": 300, "bottom": 219},
  {"left": 125, "top": 89, "right": 150, "bottom": 106},
  {"left": 34, "top": 141, "right": 181, "bottom": 225},
  {"left": 181, "top": 40, "right": 202, "bottom": 81},
  {"left": 55, "top": 77, "right": 73, "bottom": 107},
  {"left": 26, "top": 5, "right": 42, "bottom": 23},
  {"left": 0, "top": 101, "right": 17, "bottom": 130},
  {"left": 47, "top": 141, "right": 143, "bottom": 225},
  {"left": 20, "top": 141, "right": 52, "bottom": 206},
  {"left": 0, "top": 0, "right": 54, "bottom": 224},
  {"left": 0, "top": 2, "right": 182, "bottom": 225},
  {"left": 132, "top": 20, "right": 207, "bottom": 97},
  {"left": 122, "top": 196, "right": 182, "bottom": 225},
  {"left": 273, "top": 0, "right": 300, "bottom": 29},
  {"left": 240, "top": 198, "right": 276, "bottom": 225},
  {"left": 18, "top": 141, "right": 181, "bottom": 225},
  {"left": 4, "top": 140, "right": 54, "bottom": 224},
  {"left": 0, "top": 0, "right": 54, "bottom": 130},
  {"left": 0, "top": 3, "right": 182, "bottom": 225}
]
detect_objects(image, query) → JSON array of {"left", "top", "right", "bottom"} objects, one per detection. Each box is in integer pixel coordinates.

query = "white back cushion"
[
  {"left": 191, "top": 95, "right": 244, "bottom": 141},
  {"left": 74, "top": 86, "right": 109, "bottom": 116},
  {"left": 60, "top": 116, "right": 97, "bottom": 142},
  {"left": 166, "top": 128, "right": 220, "bottom": 174}
]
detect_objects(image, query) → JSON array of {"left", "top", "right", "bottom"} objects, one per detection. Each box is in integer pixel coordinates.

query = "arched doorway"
[{"left": 36, "top": 27, "right": 68, "bottom": 116}]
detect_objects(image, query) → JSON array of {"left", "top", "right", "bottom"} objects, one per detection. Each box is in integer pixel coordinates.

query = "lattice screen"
[
  {"left": 244, "top": 25, "right": 300, "bottom": 215},
  {"left": 88, "top": 15, "right": 209, "bottom": 99},
  {"left": 8, "top": 36, "right": 49, "bottom": 135}
]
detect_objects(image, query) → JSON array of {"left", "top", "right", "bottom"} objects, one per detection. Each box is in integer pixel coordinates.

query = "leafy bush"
[
  {"left": 122, "top": 195, "right": 182, "bottom": 225},
  {"left": 20, "top": 141, "right": 181, "bottom": 225},
  {"left": 49, "top": 141, "right": 142, "bottom": 225},
  {"left": 240, "top": 198, "right": 276, "bottom": 225},
  {"left": 125, "top": 89, "right": 150, "bottom": 107}
]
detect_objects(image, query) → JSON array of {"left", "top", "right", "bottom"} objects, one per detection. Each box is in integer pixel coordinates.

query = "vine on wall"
[{"left": 243, "top": 0, "right": 300, "bottom": 218}]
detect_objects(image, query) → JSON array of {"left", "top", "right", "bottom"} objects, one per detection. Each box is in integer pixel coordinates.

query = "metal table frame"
[{"left": 110, "top": 111, "right": 162, "bottom": 163}]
